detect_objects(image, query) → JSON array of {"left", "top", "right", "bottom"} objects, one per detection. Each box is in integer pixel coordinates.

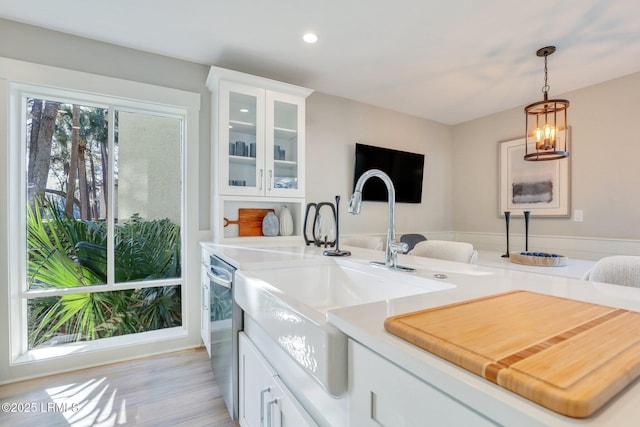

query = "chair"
[
  {"left": 582, "top": 256, "right": 640, "bottom": 287},
  {"left": 341, "top": 235, "right": 384, "bottom": 251},
  {"left": 409, "top": 240, "right": 478, "bottom": 264},
  {"left": 399, "top": 233, "right": 427, "bottom": 252}
]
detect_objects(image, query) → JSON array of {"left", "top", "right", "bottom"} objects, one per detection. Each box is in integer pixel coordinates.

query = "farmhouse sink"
[{"left": 234, "top": 257, "right": 455, "bottom": 396}]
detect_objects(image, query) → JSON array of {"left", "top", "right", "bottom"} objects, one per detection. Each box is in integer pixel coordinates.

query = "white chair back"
[
  {"left": 583, "top": 256, "right": 640, "bottom": 287},
  {"left": 409, "top": 240, "right": 478, "bottom": 264},
  {"left": 341, "top": 235, "right": 384, "bottom": 251}
]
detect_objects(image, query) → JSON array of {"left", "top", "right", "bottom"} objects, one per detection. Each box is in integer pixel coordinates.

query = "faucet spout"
[
  {"left": 349, "top": 169, "right": 414, "bottom": 271},
  {"left": 347, "top": 190, "right": 362, "bottom": 215}
]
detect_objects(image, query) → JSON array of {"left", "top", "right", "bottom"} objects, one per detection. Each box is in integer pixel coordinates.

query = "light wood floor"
[{"left": 0, "top": 347, "right": 238, "bottom": 426}]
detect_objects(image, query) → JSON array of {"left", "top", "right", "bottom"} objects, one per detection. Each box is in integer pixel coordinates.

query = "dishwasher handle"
[{"left": 207, "top": 268, "right": 232, "bottom": 289}]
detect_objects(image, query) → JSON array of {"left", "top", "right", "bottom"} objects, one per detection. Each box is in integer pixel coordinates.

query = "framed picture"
[{"left": 498, "top": 133, "right": 570, "bottom": 217}]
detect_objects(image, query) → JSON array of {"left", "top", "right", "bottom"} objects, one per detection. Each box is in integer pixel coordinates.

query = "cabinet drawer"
[
  {"left": 239, "top": 333, "right": 317, "bottom": 427},
  {"left": 349, "top": 340, "right": 498, "bottom": 427},
  {"left": 271, "top": 376, "right": 318, "bottom": 427}
]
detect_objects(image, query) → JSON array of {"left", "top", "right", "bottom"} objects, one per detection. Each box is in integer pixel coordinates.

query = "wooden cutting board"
[
  {"left": 384, "top": 290, "right": 640, "bottom": 418},
  {"left": 224, "top": 208, "right": 274, "bottom": 236}
]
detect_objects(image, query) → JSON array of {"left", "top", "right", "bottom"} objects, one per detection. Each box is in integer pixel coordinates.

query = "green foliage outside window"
[{"left": 27, "top": 199, "right": 182, "bottom": 349}]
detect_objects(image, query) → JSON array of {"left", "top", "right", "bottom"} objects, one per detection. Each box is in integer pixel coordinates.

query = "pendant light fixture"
[{"left": 524, "top": 46, "right": 570, "bottom": 161}]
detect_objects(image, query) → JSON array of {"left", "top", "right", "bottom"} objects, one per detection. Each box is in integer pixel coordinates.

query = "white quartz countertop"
[
  {"left": 202, "top": 240, "right": 640, "bottom": 426},
  {"left": 202, "top": 242, "right": 323, "bottom": 269},
  {"left": 476, "top": 249, "right": 596, "bottom": 279}
]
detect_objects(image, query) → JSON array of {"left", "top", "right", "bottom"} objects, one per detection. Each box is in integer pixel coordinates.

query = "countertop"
[
  {"left": 202, "top": 241, "right": 640, "bottom": 426},
  {"left": 477, "top": 250, "right": 596, "bottom": 279}
]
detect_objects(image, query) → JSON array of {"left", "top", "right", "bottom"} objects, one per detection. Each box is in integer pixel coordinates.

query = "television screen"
[{"left": 353, "top": 143, "right": 425, "bottom": 203}]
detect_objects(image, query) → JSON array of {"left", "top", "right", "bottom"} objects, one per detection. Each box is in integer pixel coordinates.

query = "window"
[{"left": 4, "top": 63, "right": 200, "bottom": 366}]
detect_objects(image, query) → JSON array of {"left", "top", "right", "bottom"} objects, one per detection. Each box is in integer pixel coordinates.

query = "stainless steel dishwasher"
[{"left": 205, "top": 254, "right": 243, "bottom": 420}]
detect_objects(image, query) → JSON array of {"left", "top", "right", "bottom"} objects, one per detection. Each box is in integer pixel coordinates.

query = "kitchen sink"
[{"left": 234, "top": 257, "right": 455, "bottom": 396}]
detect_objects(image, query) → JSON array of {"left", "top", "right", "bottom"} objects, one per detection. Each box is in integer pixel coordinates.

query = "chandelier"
[{"left": 524, "top": 46, "right": 570, "bottom": 161}]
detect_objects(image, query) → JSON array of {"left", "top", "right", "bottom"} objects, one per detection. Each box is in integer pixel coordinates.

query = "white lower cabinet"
[
  {"left": 239, "top": 332, "right": 317, "bottom": 427},
  {"left": 349, "top": 340, "right": 499, "bottom": 427},
  {"left": 200, "top": 264, "right": 211, "bottom": 357}
]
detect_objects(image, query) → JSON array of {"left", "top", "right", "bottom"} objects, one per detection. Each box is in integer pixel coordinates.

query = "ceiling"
[{"left": 1, "top": 0, "right": 639, "bottom": 125}]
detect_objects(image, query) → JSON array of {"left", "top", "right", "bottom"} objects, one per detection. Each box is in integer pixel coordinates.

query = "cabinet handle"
[
  {"left": 266, "top": 398, "right": 279, "bottom": 427},
  {"left": 268, "top": 169, "right": 273, "bottom": 191},
  {"left": 259, "top": 169, "right": 264, "bottom": 191},
  {"left": 202, "top": 285, "right": 208, "bottom": 310},
  {"left": 260, "top": 386, "right": 271, "bottom": 427}
]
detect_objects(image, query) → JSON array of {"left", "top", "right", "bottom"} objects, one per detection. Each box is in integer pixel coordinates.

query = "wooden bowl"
[{"left": 510, "top": 252, "right": 568, "bottom": 267}]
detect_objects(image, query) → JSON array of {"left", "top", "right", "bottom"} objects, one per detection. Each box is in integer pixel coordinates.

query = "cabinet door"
[
  {"left": 265, "top": 91, "right": 305, "bottom": 198},
  {"left": 239, "top": 333, "right": 277, "bottom": 427},
  {"left": 269, "top": 376, "right": 318, "bottom": 427},
  {"left": 219, "top": 82, "right": 265, "bottom": 196},
  {"left": 200, "top": 265, "right": 211, "bottom": 357},
  {"left": 349, "top": 340, "right": 498, "bottom": 427},
  {"left": 239, "top": 333, "right": 317, "bottom": 427}
]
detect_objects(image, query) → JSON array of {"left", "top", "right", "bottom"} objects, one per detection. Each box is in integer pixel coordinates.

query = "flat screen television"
[{"left": 353, "top": 143, "right": 425, "bottom": 203}]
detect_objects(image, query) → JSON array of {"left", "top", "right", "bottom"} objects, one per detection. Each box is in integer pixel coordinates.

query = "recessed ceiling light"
[{"left": 303, "top": 33, "right": 318, "bottom": 44}]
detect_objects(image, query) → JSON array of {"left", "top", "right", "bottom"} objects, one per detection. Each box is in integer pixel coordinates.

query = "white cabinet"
[
  {"left": 200, "top": 264, "right": 211, "bottom": 357},
  {"left": 216, "top": 81, "right": 307, "bottom": 198},
  {"left": 349, "top": 340, "right": 499, "bottom": 427},
  {"left": 219, "top": 81, "right": 264, "bottom": 197},
  {"left": 207, "top": 66, "right": 313, "bottom": 242},
  {"left": 239, "top": 332, "right": 317, "bottom": 427}
]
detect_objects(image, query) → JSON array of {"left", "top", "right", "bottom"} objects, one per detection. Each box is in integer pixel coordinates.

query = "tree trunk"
[
  {"left": 101, "top": 142, "right": 108, "bottom": 219},
  {"left": 28, "top": 100, "right": 59, "bottom": 207},
  {"left": 27, "top": 99, "right": 43, "bottom": 206},
  {"left": 65, "top": 105, "right": 80, "bottom": 217},
  {"left": 78, "top": 136, "right": 90, "bottom": 220},
  {"left": 89, "top": 152, "right": 99, "bottom": 220}
]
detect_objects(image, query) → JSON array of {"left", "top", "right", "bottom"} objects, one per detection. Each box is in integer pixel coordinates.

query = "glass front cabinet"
[
  {"left": 207, "top": 67, "right": 313, "bottom": 241},
  {"left": 210, "top": 68, "right": 311, "bottom": 198}
]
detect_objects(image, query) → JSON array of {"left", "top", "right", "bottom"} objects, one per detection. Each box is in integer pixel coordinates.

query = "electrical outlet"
[{"left": 574, "top": 210, "right": 584, "bottom": 222}]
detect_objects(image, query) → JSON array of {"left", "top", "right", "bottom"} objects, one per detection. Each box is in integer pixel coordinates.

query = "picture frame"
[{"left": 498, "top": 132, "right": 570, "bottom": 217}]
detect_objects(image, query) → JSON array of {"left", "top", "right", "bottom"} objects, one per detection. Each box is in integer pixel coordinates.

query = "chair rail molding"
[{"left": 453, "top": 231, "right": 640, "bottom": 261}]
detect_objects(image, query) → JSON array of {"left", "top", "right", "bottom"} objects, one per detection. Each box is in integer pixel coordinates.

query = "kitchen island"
[{"left": 203, "top": 241, "right": 640, "bottom": 426}]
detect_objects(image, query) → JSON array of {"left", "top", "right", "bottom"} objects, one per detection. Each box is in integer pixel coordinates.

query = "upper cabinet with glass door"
[
  {"left": 219, "top": 82, "right": 265, "bottom": 197},
  {"left": 208, "top": 67, "right": 313, "bottom": 198},
  {"left": 267, "top": 92, "right": 305, "bottom": 197}
]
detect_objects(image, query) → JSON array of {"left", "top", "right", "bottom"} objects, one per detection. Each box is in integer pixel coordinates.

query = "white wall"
[
  {"left": 304, "top": 71, "right": 640, "bottom": 246},
  {"left": 305, "top": 92, "right": 454, "bottom": 237},
  {"left": 452, "top": 71, "right": 640, "bottom": 240}
]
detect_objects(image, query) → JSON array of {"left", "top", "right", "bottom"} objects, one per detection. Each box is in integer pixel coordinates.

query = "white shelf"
[
  {"left": 274, "top": 160, "right": 297, "bottom": 168},
  {"left": 229, "top": 155, "right": 257, "bottom": 164},
  {"left": 274, "top": 127, "right": 297, "bottom": 140},
  {"left": 219, "top": 197, "right": 305, "bottom": 240},
  {"left": 230, "top": 120, "right": 255, "bottom": 134}
]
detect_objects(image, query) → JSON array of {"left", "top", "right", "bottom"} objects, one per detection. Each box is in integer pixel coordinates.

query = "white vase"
[{"left": 279, "top": 206, "right": 293, "bottom": 236}]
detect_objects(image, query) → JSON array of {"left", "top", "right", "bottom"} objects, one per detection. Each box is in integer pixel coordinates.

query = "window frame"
[{"left": 2, "top": 58, "right": 201, "bottom": 368}]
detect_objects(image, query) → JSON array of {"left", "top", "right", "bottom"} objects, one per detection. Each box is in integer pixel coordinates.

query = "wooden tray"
[
  {"left": 224, "top": 208, "right": 274, "bottom": 236},
  {"left": 384, "top": 291, "right": 640, "bottom": 418}
]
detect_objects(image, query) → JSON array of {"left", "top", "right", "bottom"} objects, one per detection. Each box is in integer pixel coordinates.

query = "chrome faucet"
[{"left": 348, "top": 169, "right": 415, "bottom": 272}]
